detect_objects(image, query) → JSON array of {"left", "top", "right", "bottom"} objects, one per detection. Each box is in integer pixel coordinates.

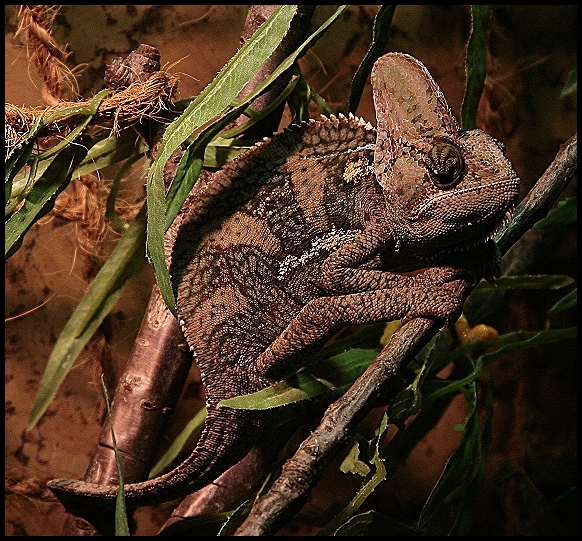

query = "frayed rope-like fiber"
[{"left": 14, "top": 5, "right": 79, "bottom": 106}]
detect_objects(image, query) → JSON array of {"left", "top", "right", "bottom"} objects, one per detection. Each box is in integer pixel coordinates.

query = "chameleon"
[{"left": 47, "top": 53, "right": 520, "bottom": 513}]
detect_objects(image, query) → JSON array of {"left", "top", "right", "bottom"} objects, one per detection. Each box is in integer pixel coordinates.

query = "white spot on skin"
[{"left": 277, "top": 227, "right": 360, "bottom": 279}]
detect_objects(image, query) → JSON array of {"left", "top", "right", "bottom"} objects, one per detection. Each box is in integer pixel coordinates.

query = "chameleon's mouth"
[{"left": 449, "top": 203, "right": 517, "bottom": 254}]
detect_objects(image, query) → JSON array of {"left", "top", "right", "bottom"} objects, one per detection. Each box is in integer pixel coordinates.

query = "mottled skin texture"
[{"left": 48, "top": 53, "right": 520, "bottom": 511}]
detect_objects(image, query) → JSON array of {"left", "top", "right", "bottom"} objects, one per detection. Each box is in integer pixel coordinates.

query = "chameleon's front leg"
[
  {"left": 317, "top": 228, "right": 470, "bottom": 294},
  {"left": 255, "top": 273, "right": 467, "bottom": 381}
]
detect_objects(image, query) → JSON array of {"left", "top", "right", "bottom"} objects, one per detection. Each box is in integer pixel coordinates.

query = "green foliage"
[
  {"left": 100, "top": 375, "right": 130, "bottom": 536},
  {"left": 343, "top": 5, "right": 397, "bottom": 114},
  {"left": 27, "top": 206, "right": 147, "bottom": 429},
  {"left": 534, "top": 196, "right": 577, "bottom": 229},
  {"left": 148, "top": 407, "right": 206, "bottom": 479},
  {"left": 560, "top": 63, "right": 577, "bottom": 99},
  {"left": 5, "top": 138, "right": 90, "bottom": 258},
  {"left": 461, "top": 6, "right": 491, "bottom": 130}
]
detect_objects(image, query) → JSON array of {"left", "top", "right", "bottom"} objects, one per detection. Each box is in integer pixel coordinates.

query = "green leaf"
[
  {"left": 105, "top": 152, "right": 146, "bottom": 233},
  {"left": 334, "top": 511, "right": 422, "bottom": 536},
  {"left": 560, "top": 64, "right": 576, "bottom": 99},
  {"left": 44, "top": 89, "right": 113, "bottom": 126},
  {"left": 549, "top": 288, "right": 577, "bottom": 313},
  {"left": 309, "top": 347, "right": 380, "bottom": 386},
  {"left": 533, "top": 196, "right": 577, "bottom": 228},
  {"left": 287, "top": 70, "right": 316, "bottom": 122},
  {"left": 6, "top": 89, "right": 111, "bottom": 223},
  {"left": 461, "top": 6, "right": 491, "bottom": 130},
  {"left": 219, "top": 348, "right": 379, "bottom": 410},
  {"left": 201, "top": 138, "right": 252, "bottom": 170},
  {"left": 5, "top": 119, "right": 41, "bottom": 205},
  {"left": 5, "top": 139, "right": 90, "bottom": 259},
  {"left": 343, "top": 5, "right": 396, "bottom": 114},
  {"left": 427, "top": 327, "right": 576, "bottom": 396},
  {"left": 148, "top": 407, "right": 206, "bottom": 478},
  {"left": 74, "top": 129, "right": 146, "bottom": 179},
  {"left": 100, "top": 375, "right": 130, "bottom": 536},
  {"left": 319, "top": 414, "right": 389, "bottom": 535},
  {"left": 472, "top": 274, "right": 574, "bottom": 293},
  {"left": 340, "top": 439, "right": 371, "bottom": 476},
  {"left": 217, "top": 73, "right": 300, "bottom": 140},
  {"left": 27, "top": 207, "right": 147, "bottom": 429},
  {"left": 418, "top": 374, "right": 491, "bottom": 534},
  {"left": 309, "top": 322, "right": 386, "bottom": 363},
  {"left": 219, "top": 372, "right": 332, "bottom": 410},
  {"left": 478, "top": 327, "right": 576, "bottom": 367}
]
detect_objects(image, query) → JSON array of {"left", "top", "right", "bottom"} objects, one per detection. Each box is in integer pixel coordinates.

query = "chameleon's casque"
[{"left": 48, "top": 53, "right": 519, "bottom": 512}]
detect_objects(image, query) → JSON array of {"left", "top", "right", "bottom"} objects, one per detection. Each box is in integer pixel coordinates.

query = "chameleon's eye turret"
[{"left": 426, "top": 142, "right": 465, "bottom": 189}]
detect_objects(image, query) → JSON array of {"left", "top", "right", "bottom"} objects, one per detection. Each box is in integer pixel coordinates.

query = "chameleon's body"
[{"left": 48, "top": 54, "right": 519, "bottom": 509}]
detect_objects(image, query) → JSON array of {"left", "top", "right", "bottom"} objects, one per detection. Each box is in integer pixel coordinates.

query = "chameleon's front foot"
[{"left": 402, "top": 277, "right": 470, "bottom": 328}]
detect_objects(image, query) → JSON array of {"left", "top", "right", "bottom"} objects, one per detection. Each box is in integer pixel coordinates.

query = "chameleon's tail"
[{"left": 47, "top": 407, "right": 260, "bottom": 514}]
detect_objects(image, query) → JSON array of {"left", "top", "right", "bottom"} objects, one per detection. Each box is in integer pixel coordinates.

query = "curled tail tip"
[
  {"left": 47, "top": 478, "right": 119, "bottom": 506},
  {"left": 47, "top": 478, "right": 120, "bottom": 534}
]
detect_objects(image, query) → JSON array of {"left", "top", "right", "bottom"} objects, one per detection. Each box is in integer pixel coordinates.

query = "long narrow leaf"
[
  {"left": 533, "top": 195, "right": 577, "bottom": 229},
  {"left": 5, "top": 140, "right": 89, "bottom": 258},
  {"left": 219, "top": 349, "right": 378, "bottom": 409},
  {"left": 334, "top": 510, "right": 422, "bottom": 536},
  {"left": 74, "top": 128, "right": 145, "bottom": 179},
  {"left": 472, "top": 274, "right": 574, "bottom": 293},
  {"left": 5, "top": 129, "right": 38, "bottom": 213},
  {"left": 343, "top": 5, "right": 396, "bottom": 114},
  {"left": 417, "top": 379, "right": 481, "bottom": 531},
  {"left": 28, "top": 207, "right": 147, "bottom": 429},
  {"left": 100, "top": 375, "right": 130, "bottom": 536},
  {"left": 148, "top": 407, "right": 207, "bottom": 478},
  {"left": 461, "top": 6, "right": 491, "bottom": 130},
  {"left": 431, "top": 326, "right": 576, "bottom": 376},
  {"left": 549, "top": 288, "right": 577, "bottom": 313},
  {"left": 5, "top": 114, "right": 45, "bottom": 191}
]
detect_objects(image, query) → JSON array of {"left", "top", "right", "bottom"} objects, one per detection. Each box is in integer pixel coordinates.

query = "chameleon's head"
[{"left": 371, "top": 53, "right": 520, "bottom": 253}]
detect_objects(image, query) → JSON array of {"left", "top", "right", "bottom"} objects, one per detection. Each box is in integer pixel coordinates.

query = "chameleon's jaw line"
[{"left": 413, "top": 177, "right": 520, "bottom": 221}]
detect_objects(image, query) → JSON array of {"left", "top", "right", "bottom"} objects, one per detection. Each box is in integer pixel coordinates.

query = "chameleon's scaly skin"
[{"left": 48, "top": 53, "right": 519, "bottom": 510}]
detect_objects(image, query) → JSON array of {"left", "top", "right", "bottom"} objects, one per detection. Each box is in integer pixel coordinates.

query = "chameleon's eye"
[{"left": 426, "top": 142, "right": 465, "bottom": 188}]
